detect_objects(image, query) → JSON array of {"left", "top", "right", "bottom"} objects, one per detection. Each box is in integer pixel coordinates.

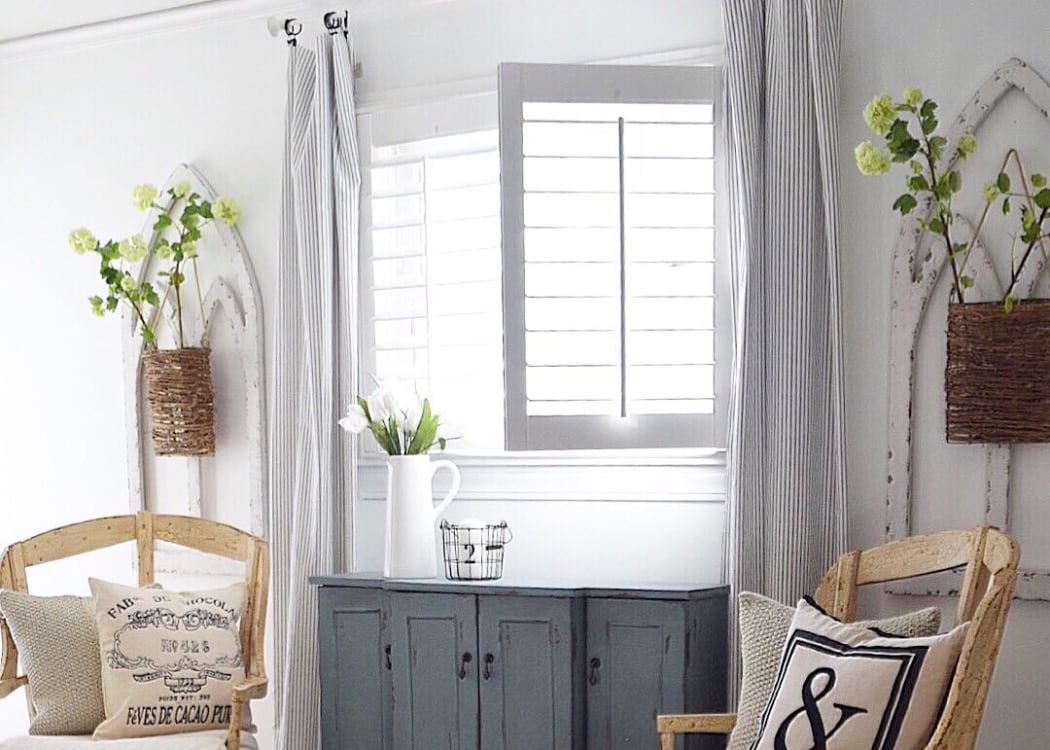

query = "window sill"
[{"left": 355, "top": 448, "right": 726, "bottom": 503}]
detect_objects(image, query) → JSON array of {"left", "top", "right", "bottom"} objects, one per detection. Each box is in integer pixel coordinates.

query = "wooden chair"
[
  {"left": 657, "top": 526, "right": 1019, "bottom": 750},
  {"left": 0, "top": 512, "right": 269, "bottom": 750}
]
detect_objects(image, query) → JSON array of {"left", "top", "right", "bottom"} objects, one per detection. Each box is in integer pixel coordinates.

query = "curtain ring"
[{"left": 284, "top": 18, "right": 302, "bottom": 46}]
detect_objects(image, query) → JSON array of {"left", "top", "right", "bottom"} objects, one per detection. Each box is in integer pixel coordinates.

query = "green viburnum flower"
[
  {"left": 182, "top": 242, "right": 198, "bottom": 258},
  {"left": 133, "top": 183, "right": 158, "bottom": 211},
  {"left": 957, "top": 133, "right": 977, "bottom": 156},
  {"left": 68, "top": 227, "right": 96, "bottom": 255},
  {"left": 902, "top": 87, "right": 923, "bottom": 108},
  {"left": 863, "top": 94, "right": 896, "bottom": 136},
  {"left": 172, "top": 180, "right": 192, "bottom": 199},
  {"left": 855, "top": 141, "right": 891, "bottom": 176},
  {"left": 120, "top": 274, "right": 137, "bottom": 294},
  {"left": 982, "top": 182, "right": 1000, "bottom": 203},
  {"left": 213, "top": 195, "right": 241, "bottom": 225},
  {"left": 154, "top": 242, "right": 173, "bottom": 260},
  {"left": 118, "top": 235, "right": 148, "bottom": 262},
  {"left": 89, "top": 296, "right": 105, "bottom": 317}
]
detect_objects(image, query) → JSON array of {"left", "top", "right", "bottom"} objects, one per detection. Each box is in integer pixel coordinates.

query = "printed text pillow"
[
  {"left": 89, "top": 578, "right": 247, "bottom": 739},
  {"left": 750, "top": 598, "right": 967, "bottom": 750}
]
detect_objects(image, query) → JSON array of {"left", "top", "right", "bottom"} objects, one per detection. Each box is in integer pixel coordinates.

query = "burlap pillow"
[
  {"left": 728, "top": 592, "right": 942, "bottom": 750},
  {"left": 751, "top": 598, "right": 966, "bottom": 750},
  {"left": 89, "top": 579, "right": 247, "bottom": 740},
  {"left": 0, "top": 591, "right": 105, "bottom": 734}
]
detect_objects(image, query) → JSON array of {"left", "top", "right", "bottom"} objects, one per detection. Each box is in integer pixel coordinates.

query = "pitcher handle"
[{"left": 430, "top": 459, "right": 461, "bottom": 520}]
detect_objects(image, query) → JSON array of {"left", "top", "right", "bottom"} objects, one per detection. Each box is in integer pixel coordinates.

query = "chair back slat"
[
  {"left": 153, "top": 515, "right": 252, "bottom": 560},
  {"left": 18, "top": 517, "right": 137, "bottom": 568},
  {"left": 136, "top": 511, "right": 155, "bottom": 587},
  {"left": 954, "top": 526, "right": 990, "bottom": 626}
]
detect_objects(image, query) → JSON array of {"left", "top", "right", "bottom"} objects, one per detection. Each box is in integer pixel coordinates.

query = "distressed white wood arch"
[
  {"left": 122, "top": 163, "right": 266, "bottom": 573},
  {"left": 887, "top": 58, "right": 1050, "bottom": 600}
]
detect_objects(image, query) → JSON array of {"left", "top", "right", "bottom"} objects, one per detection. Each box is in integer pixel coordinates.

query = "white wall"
[
  {"left": 0, "top": 0, "right": 723, "bottom": 744},
  {"left": 841, "top": 2, "right": 1050, "bottom": 746}
]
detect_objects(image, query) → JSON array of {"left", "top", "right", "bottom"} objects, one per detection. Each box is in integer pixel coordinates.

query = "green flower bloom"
[
  {"left": 68, "top": 227, "right": 96, "bottom": 255},
  {"left": 958, "top": 133, "right": 977, "bottom": 156},
  {"left": 172, "top": 180, "right": 192, "bottom": 199},
  {"left": 982, "top": 182, "right": 999, "bottom": 203},
  {"left": 118, "top": 235, "right": 148, "bottom": 262},
  {"left": 902, "top": 87, "right": 923, "bottom": 108},
  {"left": 863, "top": 94, "right": 896, "bottom": 136},
  {"left": 182, "top": 241, "right": 198, "bottom": 259},
  {"left": 89, "top": 295, "right": 105, "bottom": 318},
  {"left": 120, "top": 274, "right": 137, "bottom": 294},
  {"left": 154, "top": 242, "right": 173, "bottom": 260},
  {"left": 855, "top": 141, "right": 891, "bottom": 176},
  {"left": 213, "top": 195, "right": 241, "bottom": 226},
  {"left": 133, "top": 184, "right": 158, "bottom": 211}
]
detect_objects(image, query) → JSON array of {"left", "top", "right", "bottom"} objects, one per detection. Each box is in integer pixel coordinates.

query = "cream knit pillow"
[
  {"left": 728, "top": 592, "right": 942, "bottom": 750},
  {"left": 0, "top": 591, "right": 105, "bottom": 735},
  {"left": 90, "top": 579, "right": 247, "bottom": 740}
]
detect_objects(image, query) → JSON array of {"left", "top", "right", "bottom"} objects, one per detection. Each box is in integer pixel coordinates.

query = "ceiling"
[{"left": 0, "top": 0, "right": 213, "bottom": 42}]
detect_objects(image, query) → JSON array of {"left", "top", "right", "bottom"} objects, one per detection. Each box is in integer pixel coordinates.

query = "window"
[
  {"left": 499, "top": 63, "right": 725, "bottom": 450},
  {"left": 358, "top": 64, "right": 726, "bottom": 456}
]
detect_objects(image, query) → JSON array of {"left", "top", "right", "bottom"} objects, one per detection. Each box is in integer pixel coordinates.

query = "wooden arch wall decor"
[
  {"left": 122, "top": 163, "right": 266, "bottom": 573},
  {"left": 888, "top": 58, "right": 1050, "bottom": 600}
]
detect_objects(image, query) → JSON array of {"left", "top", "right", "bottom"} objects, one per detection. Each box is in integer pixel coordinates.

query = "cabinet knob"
[
  {"left": 384, "top": 644, "right": 392, "bottom": 671},
  {"left": 588, "top": 657, "right": 602, "bottom": 686},
  {"left": 483, "top": 652, "right": 495, "bottom": 680},
  {"left": 458, "top": 651, "right": 473, "bottom": 680}
]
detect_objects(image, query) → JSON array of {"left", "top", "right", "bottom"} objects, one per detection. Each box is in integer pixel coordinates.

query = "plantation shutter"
[
  {"left": 359, "top": 95, "right": 505, "bottom": 449},
  {"left": 499, "top": 63, "right": 723, "bottom": 450}
]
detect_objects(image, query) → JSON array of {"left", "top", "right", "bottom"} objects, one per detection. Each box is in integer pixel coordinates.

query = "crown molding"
[{"left": 0, "top": 0, "right": 318, "bottom": 65}]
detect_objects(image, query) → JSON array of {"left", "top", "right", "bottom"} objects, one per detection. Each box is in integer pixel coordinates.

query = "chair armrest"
[
  {"left": 657, "top": 712, "right": 738, "bottom": 735},
  {"left": 225, "top": 676, "right": 269, "bottom": 750},
  {"left": 232, "top": 675, "right": 268, "bottom": 702},
  {"left": 0, "top": 677, "right": 27, "bottom": 700}
]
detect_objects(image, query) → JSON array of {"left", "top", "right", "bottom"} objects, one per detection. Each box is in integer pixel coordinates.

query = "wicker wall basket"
[
  {"left": 142, "top": 347, "right": 216, "bottom": 456},
  {"left": 945, "top": 300, "right": 1050, "bottom": 443}
]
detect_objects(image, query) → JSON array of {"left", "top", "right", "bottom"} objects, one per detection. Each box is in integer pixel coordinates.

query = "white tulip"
[
  {"left": 399, "top": 399, "right": 424, "bottom": 434},
  {"left": 338, "top": 404, "right": 370, "bottom": 434},
  {"left": 366, "top": 386, "right": 394, "bottom": 424}
]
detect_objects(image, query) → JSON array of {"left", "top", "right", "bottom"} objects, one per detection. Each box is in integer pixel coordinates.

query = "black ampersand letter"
[{"left": 773, "top": 667, "right": 868, "bottom": 750}]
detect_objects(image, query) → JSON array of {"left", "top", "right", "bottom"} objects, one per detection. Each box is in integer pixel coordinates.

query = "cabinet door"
[
  {"left": 389, "top": 592, "right": 479, "bottom": 750},
  {"left": 586, "top": 598, "right": 685, "bottom": 750},
  {"left": 478, "top": 596, "right": 580, "bottom": 750},
  {"left": 318, "top": 587, "right": 392, "bottom": 750}
]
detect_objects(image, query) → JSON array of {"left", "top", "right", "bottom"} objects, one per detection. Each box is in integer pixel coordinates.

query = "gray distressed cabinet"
[{"left": 312, "top": 574, "right": 728, "bottom": 750}]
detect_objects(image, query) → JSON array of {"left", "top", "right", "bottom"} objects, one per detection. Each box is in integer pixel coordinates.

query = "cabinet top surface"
[{"left": 309, "top": 572, "right": 728, "bottom": 600}]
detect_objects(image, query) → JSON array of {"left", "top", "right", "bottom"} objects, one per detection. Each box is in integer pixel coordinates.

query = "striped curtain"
[
  {"left": 722, "top": 0, "right": 848, "bottom": 678},
  {"left": 271, "top": 31, "right": 360, "bottom": 749}
]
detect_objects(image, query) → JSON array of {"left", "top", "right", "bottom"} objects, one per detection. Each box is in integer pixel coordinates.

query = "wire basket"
[{"left": 440, "top": 521, "right": 512, "bottom": 581}]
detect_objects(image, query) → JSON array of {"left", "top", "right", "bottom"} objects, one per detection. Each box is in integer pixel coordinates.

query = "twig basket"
[
  {"left": 945, "top": 300, "right": 1050, "bottom": 443},
  {"left": 142, "top": 347, "right": 216, "bottom": 456}
]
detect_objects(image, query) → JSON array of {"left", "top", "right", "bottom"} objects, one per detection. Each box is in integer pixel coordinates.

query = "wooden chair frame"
[
  {"left": 0, "top": 512, "right": 269, "bottom": 750},
  {"left": 657, "top": 526, "right": 1019, "bottom": 750}
]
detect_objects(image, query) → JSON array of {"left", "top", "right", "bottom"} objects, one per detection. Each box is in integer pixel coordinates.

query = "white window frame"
[
  {"left": 498, "top": 62, "right": 729, "bottom": 451},
  {"left": 353, "top": 51, "right": 729, "bottom": 526}
]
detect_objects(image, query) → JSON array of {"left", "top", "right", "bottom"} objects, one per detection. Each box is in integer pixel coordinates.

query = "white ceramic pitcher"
[{"left": 384, "top": 454, "right": 461, "bottom": 578}]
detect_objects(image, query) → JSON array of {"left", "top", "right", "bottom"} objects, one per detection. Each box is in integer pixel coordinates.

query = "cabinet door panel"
[
  {"left": 587, "top": 599, "right": 684, "bottom": 750},
  {"left": 390, "top": 592, "right": 479, "bottom": 750},
  {"left": 318, "top": 587, "right": 392, "bottom": 750},
  {"left": 478, "top": 596, "right": 578, "bottom": 750}
]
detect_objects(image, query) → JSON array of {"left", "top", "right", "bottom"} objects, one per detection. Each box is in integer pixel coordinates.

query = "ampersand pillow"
[
  {"left": 750, "top": 597, "right": 967, "bottom": 750},
  {"left": 89, "top": 578, "right": 247, "bottom": 739}
]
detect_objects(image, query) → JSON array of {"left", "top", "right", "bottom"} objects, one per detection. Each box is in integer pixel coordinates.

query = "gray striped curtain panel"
[
  {"left": 721, "top": 0, "right": 849, "bottom": 692},
  {"left": 271, "top": 32, "right": 361, "bottom": 750}
]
